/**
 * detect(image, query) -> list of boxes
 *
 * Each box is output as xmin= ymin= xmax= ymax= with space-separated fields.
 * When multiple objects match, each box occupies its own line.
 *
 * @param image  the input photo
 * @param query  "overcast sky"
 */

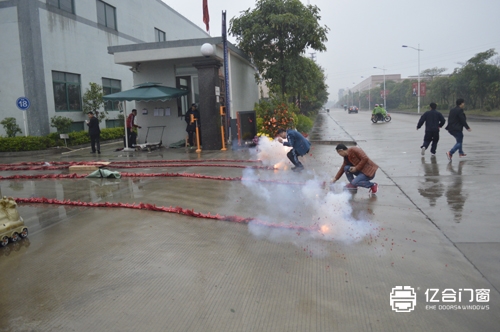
xmin=163 ymin=0 xmax=500 ymax=102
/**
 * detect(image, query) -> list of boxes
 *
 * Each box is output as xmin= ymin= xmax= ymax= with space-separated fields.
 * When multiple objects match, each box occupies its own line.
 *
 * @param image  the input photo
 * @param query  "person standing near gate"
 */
xmin=417 ymin=102 xmax=446 ymax=156
xmin=126 ymin=109 xmax=141 ymax=147
xmin=86 ymin=111 xmax=100 ymax=154
xmin=185 ymin=104 xmax=201 ymax=147
xmin=445 ymin=98 xmax=471 ymax=162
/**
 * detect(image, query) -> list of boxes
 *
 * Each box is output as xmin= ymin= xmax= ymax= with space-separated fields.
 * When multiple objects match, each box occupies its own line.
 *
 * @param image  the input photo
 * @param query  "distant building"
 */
xmin=352 ymin=75 xmax=403 ymax=93
xmin=338 ymin=89 xmax=345 ymax=102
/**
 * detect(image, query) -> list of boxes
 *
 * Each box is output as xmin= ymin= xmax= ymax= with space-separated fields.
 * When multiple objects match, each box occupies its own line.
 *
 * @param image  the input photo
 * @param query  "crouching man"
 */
xmin=276 ymin=128 xmax=311 ymax=172
xmin=332 ymin=144 xmax=379 ymax=194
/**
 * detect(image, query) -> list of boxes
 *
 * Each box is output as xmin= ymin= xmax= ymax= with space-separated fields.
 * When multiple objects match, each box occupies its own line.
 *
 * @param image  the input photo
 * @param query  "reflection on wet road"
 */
xmin=446 ymin=161 xmax=467 ymax=223
xmin=418 ymin=156 xmax=444 ymax=207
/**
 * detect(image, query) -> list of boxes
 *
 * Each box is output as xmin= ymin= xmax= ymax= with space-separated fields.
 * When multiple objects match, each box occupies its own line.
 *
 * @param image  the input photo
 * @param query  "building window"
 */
xmin=105 ymin=119 xmax=124 ymax=128
xmin=47 ymin=0 xmax=75 ymax=14
xmin=69 ymin=121 xmax=85 ymax=132
xmin=96 ymin=0 xmax=116 ymax=30
xmin=102 ymin=78 xmax=121 ymax=111
xmin=155 ymin=28 xmax=166 ymax=42
xmin=52 ymin=71 xmax=81 ymax=112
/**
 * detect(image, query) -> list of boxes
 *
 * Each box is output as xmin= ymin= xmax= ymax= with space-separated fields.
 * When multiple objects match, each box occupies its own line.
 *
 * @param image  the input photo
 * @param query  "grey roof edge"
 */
xmin=107 ymin=37 xmax=253 ymax=65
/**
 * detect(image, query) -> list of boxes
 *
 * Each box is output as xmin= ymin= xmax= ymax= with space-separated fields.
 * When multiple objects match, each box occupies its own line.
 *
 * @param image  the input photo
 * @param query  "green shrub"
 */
xmin=50 ymin=115 xmax=73 ymax=133
xmin=0 ymin=136 xmax=53 ymax=152
xmin=1 ymin=117 xmax=22 ymax=137
xmin=101 ymin=127 xmax=125 ymax=140
xmin=296 ymin=114 xmax=314 ymax=134
xmin=0 ymin=127 xmax=125 ymax=152
xmin=254 ymin=95 xmax=298 ymax=136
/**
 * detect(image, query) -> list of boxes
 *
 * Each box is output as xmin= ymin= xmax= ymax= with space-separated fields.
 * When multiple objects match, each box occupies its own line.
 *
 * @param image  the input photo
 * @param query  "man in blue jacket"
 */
xmin=277 ymin=128 xmax=311 ymax=172
xmin=445 ymin=98 xmax=471 ymax=161
xmin=416 ymin=102 xmax=446 ymax=156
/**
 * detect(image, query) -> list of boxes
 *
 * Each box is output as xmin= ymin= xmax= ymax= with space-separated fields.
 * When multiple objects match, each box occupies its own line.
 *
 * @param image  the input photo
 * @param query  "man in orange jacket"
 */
xmin=332 ymin=144 xmax=379 ymax=194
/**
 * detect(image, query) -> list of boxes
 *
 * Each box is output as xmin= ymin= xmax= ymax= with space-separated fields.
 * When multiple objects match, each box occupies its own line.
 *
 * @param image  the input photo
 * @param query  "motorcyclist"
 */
xmin=372 ymin=104 xmax=387 ymax=121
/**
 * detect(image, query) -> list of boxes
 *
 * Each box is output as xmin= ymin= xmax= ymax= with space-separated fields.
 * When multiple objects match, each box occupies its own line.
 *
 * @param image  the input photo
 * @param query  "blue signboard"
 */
xmin=16 ymin=97 xmax=31 ymax=111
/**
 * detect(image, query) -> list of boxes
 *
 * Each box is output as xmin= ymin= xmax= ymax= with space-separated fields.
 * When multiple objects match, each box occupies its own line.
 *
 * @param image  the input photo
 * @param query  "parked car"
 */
xmin=348 ymin=106 xmax=359 ymax=114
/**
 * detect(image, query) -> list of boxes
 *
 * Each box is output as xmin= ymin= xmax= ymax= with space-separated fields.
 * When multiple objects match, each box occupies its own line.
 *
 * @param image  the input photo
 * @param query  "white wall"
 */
xmin=0 ymin=6 xmax=26 ymax=135
xmin=229 ymin=54 xmax=259 ymax=116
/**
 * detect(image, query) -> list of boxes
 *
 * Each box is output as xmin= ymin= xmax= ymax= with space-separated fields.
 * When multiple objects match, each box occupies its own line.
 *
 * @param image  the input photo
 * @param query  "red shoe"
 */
xmin=369 ymin=183 xmax=379 ymax=194
xmin=446 ymin=151 xmax=452 ymax=161
xmin=459 ymin=153 xmax=467 ymax=157
xmin=344 ymin=183 xmax=358 ymax=190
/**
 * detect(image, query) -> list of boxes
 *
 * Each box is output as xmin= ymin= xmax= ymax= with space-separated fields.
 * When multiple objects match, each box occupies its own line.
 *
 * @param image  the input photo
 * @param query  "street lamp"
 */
xmin=373 ymin=66 xmax=387 ymax=111
xmin=402 ymin=44 xmax=423 ymax=113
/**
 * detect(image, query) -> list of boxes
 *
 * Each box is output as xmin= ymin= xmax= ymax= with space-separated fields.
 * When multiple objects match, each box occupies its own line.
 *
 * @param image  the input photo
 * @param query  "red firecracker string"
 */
xmin=13 ymin=197 xmax=317 ymax=232
xmin=0 ymin=172 xmax=310 ymax=186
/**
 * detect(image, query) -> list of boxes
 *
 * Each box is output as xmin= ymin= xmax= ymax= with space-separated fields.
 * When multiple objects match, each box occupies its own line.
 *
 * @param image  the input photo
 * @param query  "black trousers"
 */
xmin=90 ymin=134 xmax=100 ymax=153
xmin=187 ymin=128 xmax=202 ymax=146
xmin=127 ymin=128 xmax=137 ymax=147
xmin=287 ymin=149 xmax=302 ymax=167
xmin=422 ymin=130 xmax=440 ymax=154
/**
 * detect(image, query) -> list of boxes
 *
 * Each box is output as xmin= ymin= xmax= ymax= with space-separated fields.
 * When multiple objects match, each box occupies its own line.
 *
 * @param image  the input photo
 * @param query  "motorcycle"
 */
xmin=371 ymin=113 xmax=391 ymax=123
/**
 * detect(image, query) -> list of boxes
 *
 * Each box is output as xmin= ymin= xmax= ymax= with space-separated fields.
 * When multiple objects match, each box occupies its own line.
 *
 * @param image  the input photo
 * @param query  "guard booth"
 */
xmin=231 ymin=111 xmax=257 ymax=148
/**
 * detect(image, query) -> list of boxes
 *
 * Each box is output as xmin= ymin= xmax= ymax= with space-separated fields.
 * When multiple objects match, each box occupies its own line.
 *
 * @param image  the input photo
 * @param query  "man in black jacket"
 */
xmin=185 ymin=104 xmax=201 ymax=147
xmin=86 ymin=111 xmax=101 ymax=154
xmin=445 ymin=98 xmax=471 ymax=161
xmin=417 ymin=102 xmax=446 ymax=156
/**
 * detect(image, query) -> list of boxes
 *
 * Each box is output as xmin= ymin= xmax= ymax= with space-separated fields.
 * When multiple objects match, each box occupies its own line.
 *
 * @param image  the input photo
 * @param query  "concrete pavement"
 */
xmin=0 ymin=110 xmax=498 ymax=331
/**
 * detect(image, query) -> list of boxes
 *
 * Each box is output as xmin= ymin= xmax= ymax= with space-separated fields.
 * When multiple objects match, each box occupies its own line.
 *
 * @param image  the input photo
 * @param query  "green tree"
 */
xmin=452 ymin=49 xmax=499 ymax=109
xmin=82 ymin=82 xmax=106 ymax=121
xmin=50 ymin=115 xmax=73 ymax=133
xmin=0 ymin=117 xmax=22 ymax=137
xmin=427 ymin=76 xmax=452 ymax=108
xmin=229 ymin=0 xmax=329 ymax=95
xmin=284 ymin=57 xmax=328 ymax=115
xmin=420 ymin=67 xmax=447 ymax=80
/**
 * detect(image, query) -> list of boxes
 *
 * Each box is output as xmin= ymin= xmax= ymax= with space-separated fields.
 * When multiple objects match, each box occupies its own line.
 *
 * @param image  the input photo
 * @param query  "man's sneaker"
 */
xmin=431 ymin=153 xmax=436 ymax=156
xmin=292 ymin=165 xmax=304 ymax=172
xmin=421 ymin=147 xmax=426 ymax=155
xmin=459 ymin=153 xmax=467 ymax=157
xmin=344 ymin=183 xmax=357 ymax=190
xmin=369 ymin=183 xmax=379 ymax=194
xmin=446 ymin=151 xmax=452 ymax=161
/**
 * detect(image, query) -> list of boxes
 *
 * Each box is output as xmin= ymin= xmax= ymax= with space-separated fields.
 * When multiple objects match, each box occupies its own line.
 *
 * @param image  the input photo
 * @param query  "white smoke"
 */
xmin=252 ymin=136 xmax=292 ymax=169
xmin=243 ymin=138 xmax=378 ymax=252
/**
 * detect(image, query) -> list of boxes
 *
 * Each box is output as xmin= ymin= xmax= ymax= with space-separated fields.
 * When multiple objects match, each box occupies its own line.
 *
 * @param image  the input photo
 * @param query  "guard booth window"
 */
xmin=176 ymin=76 xmax=191 ymax=117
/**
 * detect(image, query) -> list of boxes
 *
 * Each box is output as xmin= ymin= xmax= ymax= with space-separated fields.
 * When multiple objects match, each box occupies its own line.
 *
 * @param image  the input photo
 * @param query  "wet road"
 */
xmin=0 ymin=109 xmax=499 ymax=331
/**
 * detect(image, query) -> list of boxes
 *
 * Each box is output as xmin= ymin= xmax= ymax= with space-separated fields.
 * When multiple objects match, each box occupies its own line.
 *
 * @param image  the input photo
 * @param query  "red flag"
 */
xmin=203 ymin=0 xmax=210 ymax=32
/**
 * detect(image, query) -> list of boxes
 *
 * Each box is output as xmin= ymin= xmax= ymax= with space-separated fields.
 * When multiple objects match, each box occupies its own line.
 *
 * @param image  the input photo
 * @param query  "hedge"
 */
xmin=0 ymin=127 xmax=125 ymax=152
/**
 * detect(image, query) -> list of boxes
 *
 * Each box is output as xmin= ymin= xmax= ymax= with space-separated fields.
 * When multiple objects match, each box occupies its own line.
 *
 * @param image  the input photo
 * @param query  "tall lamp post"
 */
xmin=373 ymin=66 xmax=387 ymax=111
xmin=402 ymin=44 xmax=423 ymax=113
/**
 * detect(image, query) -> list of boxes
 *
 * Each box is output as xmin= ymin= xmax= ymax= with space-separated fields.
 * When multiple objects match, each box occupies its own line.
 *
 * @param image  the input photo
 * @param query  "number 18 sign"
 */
xmin=16 ymin=97 xmax=31 ymax=111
